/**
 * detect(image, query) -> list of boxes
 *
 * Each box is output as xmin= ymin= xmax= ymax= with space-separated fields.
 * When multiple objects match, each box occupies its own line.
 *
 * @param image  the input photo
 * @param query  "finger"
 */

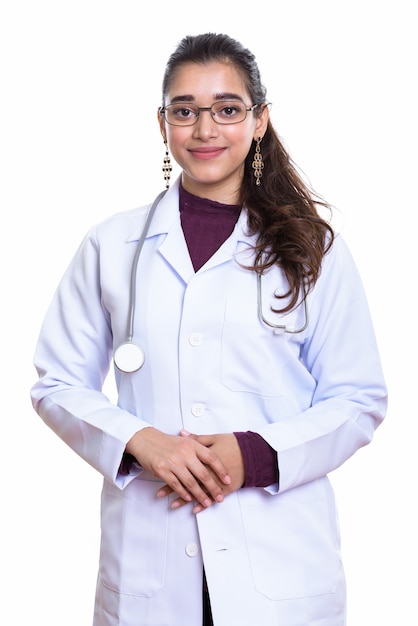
xmin=149 ymin=434 xmax=227 ymax=507
xmin=192 ymin=503 xmax=206 ymax=514
xmin=170 ymin=496 xmax=192 ymax=510
xmin=156 ymin=484 xmax=174 ymax=498
xmin=183 ymin=461 xmax=227 ymax=506
xmin=192 ymin=434 xmax=232 ymax=486
xmin=178 ymin=470 xmax=217 ymax=508
xmin=180 ymin=431 xmax=231 ymax=485
xmin=157 ymin=462 xmax=215 ymax=509
xmin=157 ymin=484 xmax=207 ymax=512
xmin=180 ymin=428 xmax=191 ymax=437
xmin=159 ymin=463 xmax=222 ymax=509
xmin=169 ymin=496 xmax=209 ymax=513
xmin=195 ymin=434 xmax=215 ymax=447
xmin=197 ymin=445 xmax=231 ymax=486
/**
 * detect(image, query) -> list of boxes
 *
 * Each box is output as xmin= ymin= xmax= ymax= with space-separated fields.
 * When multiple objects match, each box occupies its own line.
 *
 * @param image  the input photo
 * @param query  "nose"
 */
xmin=192 ymin=109 xmax=219 ymax=139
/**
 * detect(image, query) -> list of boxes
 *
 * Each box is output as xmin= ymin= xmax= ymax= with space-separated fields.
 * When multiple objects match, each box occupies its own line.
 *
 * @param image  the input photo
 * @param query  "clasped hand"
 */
xmin=126 ymin=428 xmax=244 ymax=514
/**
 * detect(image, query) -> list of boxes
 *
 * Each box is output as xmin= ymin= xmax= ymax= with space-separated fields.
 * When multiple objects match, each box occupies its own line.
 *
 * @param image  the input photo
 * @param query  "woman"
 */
xmin=31 ymin=33 xmax=387 ymax=626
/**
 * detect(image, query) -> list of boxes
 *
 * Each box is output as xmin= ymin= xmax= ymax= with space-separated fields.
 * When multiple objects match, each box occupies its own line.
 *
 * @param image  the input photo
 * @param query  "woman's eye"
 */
xmin=217 ymin=103 xmax=242 ymax=118
xmin=221 ymin=106 xmax=237 ymax=116
xmin=174 ymin=107 xmax=196 ymax=119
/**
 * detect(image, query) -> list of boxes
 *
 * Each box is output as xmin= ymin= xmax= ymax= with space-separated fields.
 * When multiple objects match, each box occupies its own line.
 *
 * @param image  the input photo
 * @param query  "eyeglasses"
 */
xmin=159 ymin=100 xmax=261 ymax=126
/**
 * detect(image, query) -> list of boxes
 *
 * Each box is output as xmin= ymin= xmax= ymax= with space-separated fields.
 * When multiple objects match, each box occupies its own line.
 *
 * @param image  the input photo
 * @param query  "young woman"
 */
xmin=31 ymin=33 xmax=387 ymax=625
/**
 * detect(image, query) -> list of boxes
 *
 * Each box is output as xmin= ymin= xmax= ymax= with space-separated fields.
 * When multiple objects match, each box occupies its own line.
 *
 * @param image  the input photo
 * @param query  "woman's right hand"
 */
xmin=125 ymin=427 xmax=231 ymax=509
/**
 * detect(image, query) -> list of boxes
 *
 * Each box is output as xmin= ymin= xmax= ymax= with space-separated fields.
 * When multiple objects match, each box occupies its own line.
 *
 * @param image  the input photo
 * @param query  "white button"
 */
xmin=185 ymin=543 xmax=198 ymax=557
xmin=191 ymin=403 xmax=205 ymax=417
xmin=189 ymin=332 xmax=203 ymax=347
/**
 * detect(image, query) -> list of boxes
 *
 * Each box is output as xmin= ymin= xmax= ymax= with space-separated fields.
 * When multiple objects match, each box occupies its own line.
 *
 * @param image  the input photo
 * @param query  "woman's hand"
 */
xmin=156 ymin=430 xmax=245 ymax=513
xmin=126 ymin=427 xmax=231 ymax=510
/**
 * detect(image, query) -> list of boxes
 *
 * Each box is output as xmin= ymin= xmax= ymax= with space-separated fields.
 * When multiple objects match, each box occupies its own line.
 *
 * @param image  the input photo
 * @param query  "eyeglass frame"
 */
xmin=158 ymin=100 xmax=263 ymax=126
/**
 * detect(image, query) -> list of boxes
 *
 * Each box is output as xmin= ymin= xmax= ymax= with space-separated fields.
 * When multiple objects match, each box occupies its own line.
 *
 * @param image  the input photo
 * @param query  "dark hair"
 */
xmin=162 ymin=33 xmax=334 ymax=312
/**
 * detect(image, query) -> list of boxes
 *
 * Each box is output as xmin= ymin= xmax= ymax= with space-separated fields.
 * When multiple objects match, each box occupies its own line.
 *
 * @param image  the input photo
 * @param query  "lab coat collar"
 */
xmin=125 ymin=180 xmax=181 ymax=243
xmin=126 ymin=177 xmax=257 ymax=276
xmin=127 ymin=178 xmax=255 ymax=242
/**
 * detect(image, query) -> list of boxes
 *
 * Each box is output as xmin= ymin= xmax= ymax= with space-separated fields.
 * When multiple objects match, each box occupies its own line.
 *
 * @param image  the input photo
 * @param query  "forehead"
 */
xmin=166 ymin=61 xmax=250 ymax=101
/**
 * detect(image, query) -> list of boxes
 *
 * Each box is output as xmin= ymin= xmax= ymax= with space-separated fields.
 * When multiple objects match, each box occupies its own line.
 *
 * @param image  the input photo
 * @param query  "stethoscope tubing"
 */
xmin=125 ymin=189 xmax=168 ymax=342
xmin=257 ymin=273 xmax=309 ymax=334
xmin=113 ymin=189 xmax=167 ymax=373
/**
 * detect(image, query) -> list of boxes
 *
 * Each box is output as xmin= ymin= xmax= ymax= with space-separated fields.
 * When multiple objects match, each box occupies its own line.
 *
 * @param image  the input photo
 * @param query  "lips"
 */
xmin=188 ymin=147 xmax=226 ymax=160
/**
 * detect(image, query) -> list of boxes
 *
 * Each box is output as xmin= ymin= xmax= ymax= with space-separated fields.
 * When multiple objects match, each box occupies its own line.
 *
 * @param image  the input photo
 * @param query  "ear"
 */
xmin=157 ymin=109 xmax=167 ymax=141
xmin=253 ymin=103 xmax=270 ymax=141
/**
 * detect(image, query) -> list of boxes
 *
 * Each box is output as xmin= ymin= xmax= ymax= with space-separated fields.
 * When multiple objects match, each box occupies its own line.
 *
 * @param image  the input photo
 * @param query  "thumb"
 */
xmin=180 ymin=428 xmax=198 ymax=440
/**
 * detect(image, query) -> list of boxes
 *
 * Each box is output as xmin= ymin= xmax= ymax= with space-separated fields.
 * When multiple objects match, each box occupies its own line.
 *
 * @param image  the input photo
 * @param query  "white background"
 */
xmin=1 ymin=1 xmax=416 ymax=624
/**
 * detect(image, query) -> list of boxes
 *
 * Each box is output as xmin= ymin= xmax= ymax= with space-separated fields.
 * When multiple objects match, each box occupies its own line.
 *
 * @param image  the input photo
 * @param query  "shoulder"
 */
xmin=322 ymin=233 xmax=358 ymax=275
xmin=311 ymin=233 xmax=365 ymax=305
xmin=91 ymin=204 xmax=151 ymax=244
xmin=88 ymin=184 xmax=178 ymax=246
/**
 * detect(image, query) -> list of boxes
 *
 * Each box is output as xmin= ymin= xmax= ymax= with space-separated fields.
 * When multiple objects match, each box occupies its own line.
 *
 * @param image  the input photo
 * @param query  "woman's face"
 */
xmin=159 ymin=61 xmax=269 ymax=204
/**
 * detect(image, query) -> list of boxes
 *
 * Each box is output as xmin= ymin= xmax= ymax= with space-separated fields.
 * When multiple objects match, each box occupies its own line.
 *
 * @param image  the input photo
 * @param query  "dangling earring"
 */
xmin=162 ymin=140 xmax=172 ymax=189
xmin=252 ymin=136 xmax=264 ymax=186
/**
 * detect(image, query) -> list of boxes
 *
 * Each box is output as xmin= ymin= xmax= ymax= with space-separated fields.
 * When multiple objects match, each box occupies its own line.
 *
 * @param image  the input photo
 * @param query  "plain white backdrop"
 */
xmin=1 ymin=1 xmax=416 ymax=624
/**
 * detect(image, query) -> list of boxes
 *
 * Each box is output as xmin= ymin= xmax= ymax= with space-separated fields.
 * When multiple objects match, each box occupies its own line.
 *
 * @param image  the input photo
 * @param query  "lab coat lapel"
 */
xmin=200 ymin=209 xmax=256 ymax=272
xmin=147 ymin=181 xmax=195 ymax=283
xmin=157 ymin=220 xmax=195 ymax=283
xmin=156 ymin=208 xmax=255 ymax=278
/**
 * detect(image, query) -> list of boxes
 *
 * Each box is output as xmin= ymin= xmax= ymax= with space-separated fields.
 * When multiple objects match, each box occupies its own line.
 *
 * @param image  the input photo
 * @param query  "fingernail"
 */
xmin=224 ymin=475 xmax=231 ymax=484
xmin=216 ymin=494 xmax=224 ymax=503
xmin=203 ymin=498 xmax=211 ymax=508
xmin=180 ymin=429 xmax=191 ymax=436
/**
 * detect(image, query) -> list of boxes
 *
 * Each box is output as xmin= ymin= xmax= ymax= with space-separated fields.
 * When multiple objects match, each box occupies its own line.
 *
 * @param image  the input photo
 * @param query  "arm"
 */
xmin=31 ymin=225 xmax=230 ymax=506
xmin=31 ymin=228 xmax=144 ymax=487
xmin=258 ymin=235 xmax=387 ymax=494
xmin=159 ymin=235 xmax=387 ymax=508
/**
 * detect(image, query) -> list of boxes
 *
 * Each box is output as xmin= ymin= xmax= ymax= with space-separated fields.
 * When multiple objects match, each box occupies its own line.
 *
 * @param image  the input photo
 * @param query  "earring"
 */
xmin=162 ymin=140 xmax=172 ymax=189
xmin=252 ymin=137 xmax=264 ymax=186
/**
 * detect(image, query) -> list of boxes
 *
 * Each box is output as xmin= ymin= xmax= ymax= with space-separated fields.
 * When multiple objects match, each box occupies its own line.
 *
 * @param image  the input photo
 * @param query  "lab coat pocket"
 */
xmin=221 ymin=318 xmax=288 ymax=397
xmin=99 ymin=478 xmax=168 ymax=597
xmin=240 ymin=479 xmax=341 ymax=600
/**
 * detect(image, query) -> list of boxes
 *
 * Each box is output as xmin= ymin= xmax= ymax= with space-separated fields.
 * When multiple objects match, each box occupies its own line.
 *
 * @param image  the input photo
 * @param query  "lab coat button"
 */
xmin=189 ymin=332 xmax=203 ymax=347
xmin=185 ymin=543 xmax=198 ymax=557
xmin=191 ymin=403 xmax=205 ymax=417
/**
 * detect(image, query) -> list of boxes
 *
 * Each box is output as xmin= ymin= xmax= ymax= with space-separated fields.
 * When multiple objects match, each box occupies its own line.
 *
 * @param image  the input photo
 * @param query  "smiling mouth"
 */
xmin=189 ymin=147 xmax=226 ymax=160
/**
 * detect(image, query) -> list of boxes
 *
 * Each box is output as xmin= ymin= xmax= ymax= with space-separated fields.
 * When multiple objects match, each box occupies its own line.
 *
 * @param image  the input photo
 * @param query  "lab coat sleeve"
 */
xmin=259 ymin=234 xmax=388 ymax=494
xmin=31 ymin=226 xmax=149 ymax=488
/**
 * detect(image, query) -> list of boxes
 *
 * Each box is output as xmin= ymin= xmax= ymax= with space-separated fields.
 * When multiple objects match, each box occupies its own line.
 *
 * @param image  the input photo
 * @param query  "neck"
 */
xmin=180 ymin=173 xmax=241 ymax=205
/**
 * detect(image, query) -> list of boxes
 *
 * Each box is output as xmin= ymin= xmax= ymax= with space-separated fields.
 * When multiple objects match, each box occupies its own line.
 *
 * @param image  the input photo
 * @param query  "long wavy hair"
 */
xmin=162 ymin=33 xmax=334 ymax=313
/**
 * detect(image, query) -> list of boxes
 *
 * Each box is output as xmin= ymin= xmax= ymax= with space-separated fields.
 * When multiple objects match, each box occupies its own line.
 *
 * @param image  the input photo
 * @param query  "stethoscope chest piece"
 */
xmin=114 ymin=341 xmax=145 ymax=373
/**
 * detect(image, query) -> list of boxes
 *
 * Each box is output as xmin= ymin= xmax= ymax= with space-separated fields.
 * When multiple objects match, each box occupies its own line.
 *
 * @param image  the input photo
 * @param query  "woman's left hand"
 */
xmin=157 ymin=430 xmax=245 ymax=513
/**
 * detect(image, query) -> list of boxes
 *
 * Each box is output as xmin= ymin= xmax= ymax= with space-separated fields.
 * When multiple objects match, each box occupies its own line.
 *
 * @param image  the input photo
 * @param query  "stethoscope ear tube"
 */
xmin=114 ymin=189 xmax=168 ymax=373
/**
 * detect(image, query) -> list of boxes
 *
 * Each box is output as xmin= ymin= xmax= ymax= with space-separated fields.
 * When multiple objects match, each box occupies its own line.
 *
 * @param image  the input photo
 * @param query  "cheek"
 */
xmin=233 ymin=132 xmax=256 ymax=162
xmin=229 ymin=124 xmax=257 ymax=152
xmin=166 ymin=127 xmax=188 ymax=150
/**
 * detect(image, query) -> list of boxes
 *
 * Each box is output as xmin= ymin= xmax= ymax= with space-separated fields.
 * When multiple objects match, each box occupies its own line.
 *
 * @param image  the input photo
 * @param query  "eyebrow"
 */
xmin=169 ymin=92 xmax=245 ymax=104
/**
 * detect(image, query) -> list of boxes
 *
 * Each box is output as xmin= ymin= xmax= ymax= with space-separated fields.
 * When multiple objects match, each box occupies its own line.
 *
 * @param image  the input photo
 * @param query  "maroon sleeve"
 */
xmin=118 ymin=453 xmax=136 ymax=475
xmin=234 ymin=431 xmax=279 ymax=488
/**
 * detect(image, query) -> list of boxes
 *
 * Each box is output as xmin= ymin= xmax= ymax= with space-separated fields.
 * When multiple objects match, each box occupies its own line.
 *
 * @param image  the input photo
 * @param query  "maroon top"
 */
xmin=179 ymin=185 xmax=278 ymax=488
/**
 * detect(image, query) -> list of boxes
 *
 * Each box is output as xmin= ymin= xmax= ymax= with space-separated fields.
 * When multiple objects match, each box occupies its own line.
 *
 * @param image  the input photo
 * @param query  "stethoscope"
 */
xmin=113 ymin=189 xmax=167 ymax=373
xmin=113 ymin=190 xmax=309 ymax=373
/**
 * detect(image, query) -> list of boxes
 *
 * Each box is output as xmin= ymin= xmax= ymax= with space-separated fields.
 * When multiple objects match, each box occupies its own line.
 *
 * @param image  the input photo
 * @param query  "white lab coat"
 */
xmin=31 ymin=179 xmax=387 ymax=626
